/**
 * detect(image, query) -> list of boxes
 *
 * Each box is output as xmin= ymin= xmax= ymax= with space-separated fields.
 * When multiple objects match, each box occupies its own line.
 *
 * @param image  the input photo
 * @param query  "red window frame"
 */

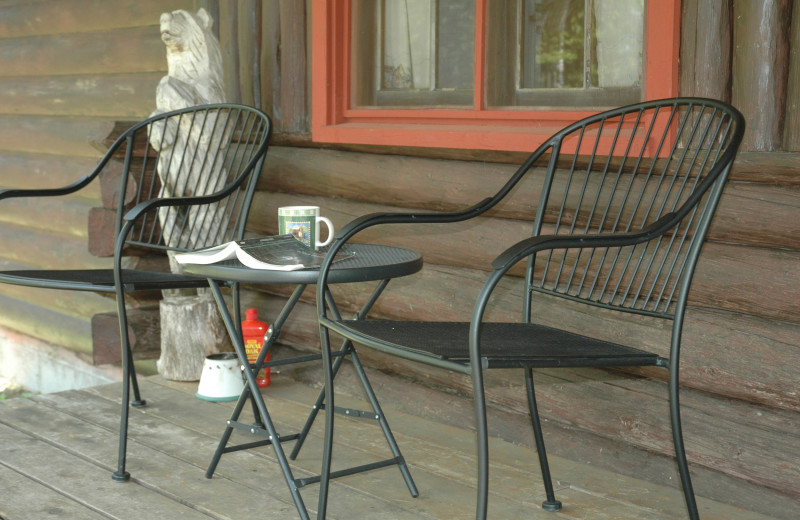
xmin=312 ymin=0 xmax=681 ymax=153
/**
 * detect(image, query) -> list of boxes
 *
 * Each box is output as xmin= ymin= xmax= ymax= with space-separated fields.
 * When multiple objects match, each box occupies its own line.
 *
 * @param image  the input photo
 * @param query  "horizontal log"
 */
xmin=711 ymin=182 xmax=800 ymax=249
xmin=281 ymin=342 xmax=798 ymax=518
xmin=0 ymin=115 xmax=113 ymax=158
xmin=0 ymin=72 xmax=161 ymax=118
xmin=91 ymin=308 xmax=161 ymax=365
xmin=90 ymin=121 xmax=138 ymax=155
xmin=261 ymin=146 xmax=519 ymax=215
xmin=0 ymin=293 xmax=94 ymax=355
xmin=0 ymin=151 xmax=102 ymax=199
xmin=731 ymin=152 xmax=800 ymax=185
xmin=694 ymin=242 xmax=799 ymax=322
xmin=496 ymin=370 xmax=800 ymax=498
xmin=240 ymin=253 xmax=799 ymax=414
xmin=0 ymin=195 xmax=95 ymax=239
xmin=261 ymin=147 xmax=799 ymax=249
xmin=250 ymin=191 xmax=800 ymax=323
xmin=0 ymin=0 xmax=192 ymax=39
xmin=247 ymin=302 xmax=800 ymax=496
xmin=0 ymin=26 xmax=165 ymax=78
xmin=0 ymin=273 xmax=116 ymax=322
xmin=0 ymin=223 xmax=108 ymax=270
xmin=276 ymin=132 xmax=800 ymax=188
xmin=88 ymin=205 xmax=171 ymax=260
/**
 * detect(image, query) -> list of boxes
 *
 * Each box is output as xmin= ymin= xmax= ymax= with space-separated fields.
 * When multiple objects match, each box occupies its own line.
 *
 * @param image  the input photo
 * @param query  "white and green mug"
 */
xmin=278 ymin=206 xmax=334 ymax=249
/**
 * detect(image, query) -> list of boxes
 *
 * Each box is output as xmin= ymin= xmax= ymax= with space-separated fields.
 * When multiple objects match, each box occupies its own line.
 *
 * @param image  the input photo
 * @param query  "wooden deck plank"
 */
xmin=0 ymin=464 xmax=108 ymax=520
xmin=82 ymin=377 xmax=538 ymax=519
xmin=222 ymin=378 xmax=783 ymax=520
xmin=0 ymin=395 xmax=304 ymax=520
xmin=30 ymin=384 xmax=452 ymax=519
xmin=0 ymin=376 xmax=785 ymax=520
xmin=0 ymin=423 xmax=210 ymax=520
xmin=131 ymin=376 xmax=779 ymax=520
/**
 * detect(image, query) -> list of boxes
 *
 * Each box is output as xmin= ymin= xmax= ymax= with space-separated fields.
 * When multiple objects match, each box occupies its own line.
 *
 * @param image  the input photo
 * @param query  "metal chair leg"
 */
xmin=128 ymin=353 xmax=146 ymax=407
xmin=670 ymin=368 xmax=700 ymax=520
xmin=472 ymin=365 xmax=490 ymax=520
xmin=525 ymin=368 xmax=562 ymax=511
xmin=112 ymin=295 xmax=133 ymax=482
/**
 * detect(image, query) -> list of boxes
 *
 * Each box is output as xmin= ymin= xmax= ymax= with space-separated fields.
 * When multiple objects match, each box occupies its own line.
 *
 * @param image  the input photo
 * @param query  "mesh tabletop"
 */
xmin=182 ymin=243 xmax=423 ymax=285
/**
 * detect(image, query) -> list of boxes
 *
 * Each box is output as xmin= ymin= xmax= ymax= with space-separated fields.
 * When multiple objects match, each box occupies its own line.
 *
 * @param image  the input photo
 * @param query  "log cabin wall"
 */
xmin=221 ymin=0 xmax=800 ymax=514
xmin=0 ymin=0 xmax=195 ymax=367
xmin=0 ymin=0 xmax=796 ymax=515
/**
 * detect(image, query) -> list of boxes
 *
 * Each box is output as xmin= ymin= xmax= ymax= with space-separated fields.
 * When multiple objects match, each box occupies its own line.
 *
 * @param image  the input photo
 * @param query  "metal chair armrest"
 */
xmin=122 ymin=191 xmax=230 ymax=223
xmin=334 ymin=197 xmax=495 ymax=243
xmin=0 ymin=172 xmax=103 ymax=201
xmin=491 ymin=212 xmax=678 ymax=271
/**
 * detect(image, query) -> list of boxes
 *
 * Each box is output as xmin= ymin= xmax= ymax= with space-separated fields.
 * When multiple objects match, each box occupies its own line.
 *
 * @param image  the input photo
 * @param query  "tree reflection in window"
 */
xmin=356 ymin=0 xmax=644 ymax=108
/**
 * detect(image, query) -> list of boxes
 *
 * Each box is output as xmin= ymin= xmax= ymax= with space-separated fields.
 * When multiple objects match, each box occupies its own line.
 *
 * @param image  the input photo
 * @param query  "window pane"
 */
xmin=436 ymin=0 xmax=475 ymax=90
xmin=488 ymin=0 xmax=643 ymax=107
xmin=522 ymin=0 xmax=643 ymax=90
xmin=352 ymin=0 xmax=475 ymax=107
xmin=594 ymin=0 xmax=643 ymax=88
xmin=522 ymin=0 xmax=586 ymax=89
xmin=382 ymin=0 xmax=432 ymax=89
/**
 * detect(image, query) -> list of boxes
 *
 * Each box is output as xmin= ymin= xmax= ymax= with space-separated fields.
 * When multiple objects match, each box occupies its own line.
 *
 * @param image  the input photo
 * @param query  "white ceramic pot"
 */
xmin=196 ymin=352 xmax=245 ymax=402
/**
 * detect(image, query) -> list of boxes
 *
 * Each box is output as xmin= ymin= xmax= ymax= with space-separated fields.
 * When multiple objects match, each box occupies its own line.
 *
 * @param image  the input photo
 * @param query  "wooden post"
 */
xmin=157 ymin=293 xmax=232 ymax=381
xmin=732 ymin=0 xmax=792 ymax=151
xmin=680 ymin=0 xmax=732 ymax=100
xmin=784 ymin=1 xmax=800 ymax=150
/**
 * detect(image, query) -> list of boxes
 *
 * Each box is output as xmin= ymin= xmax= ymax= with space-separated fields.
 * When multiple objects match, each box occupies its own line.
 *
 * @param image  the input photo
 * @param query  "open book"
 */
xmin=175 ymin=234 xmax=346 ymax=271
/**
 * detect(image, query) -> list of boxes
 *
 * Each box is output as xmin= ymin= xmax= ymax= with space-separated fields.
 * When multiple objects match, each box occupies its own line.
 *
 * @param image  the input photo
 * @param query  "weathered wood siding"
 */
xmin=0 ymin=0 xmax=797 ymax=513
xmin=0 ymin=0 xmax=194 ymax=357
xmin=227 ymin=0 xmax=799 ymax=509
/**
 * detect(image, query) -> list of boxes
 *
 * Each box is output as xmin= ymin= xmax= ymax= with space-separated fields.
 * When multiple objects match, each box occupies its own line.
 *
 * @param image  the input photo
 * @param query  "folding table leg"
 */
xmin=204 ymin=280 xmax=312 ymax=520
xmin=293 ymin=283 xmax=418 ymax=498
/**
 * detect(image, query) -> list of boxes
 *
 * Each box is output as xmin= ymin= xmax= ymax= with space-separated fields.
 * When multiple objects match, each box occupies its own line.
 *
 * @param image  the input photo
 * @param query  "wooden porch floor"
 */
xmin=0 ymin=373 xmax=781 ymax=520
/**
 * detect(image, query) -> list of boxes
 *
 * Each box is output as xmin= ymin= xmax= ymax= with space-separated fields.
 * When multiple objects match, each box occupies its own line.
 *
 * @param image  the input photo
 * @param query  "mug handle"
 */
xmin=316 ymin=216 xmax=334 ymax=248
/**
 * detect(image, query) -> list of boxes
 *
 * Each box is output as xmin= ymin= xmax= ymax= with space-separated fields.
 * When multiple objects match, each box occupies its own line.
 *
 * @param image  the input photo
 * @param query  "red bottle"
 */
xmin=242 ymin=308 xmax=270 ymax=387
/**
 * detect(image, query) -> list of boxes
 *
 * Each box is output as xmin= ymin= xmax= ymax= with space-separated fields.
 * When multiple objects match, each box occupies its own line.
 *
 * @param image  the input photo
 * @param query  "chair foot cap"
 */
xmin=542 ymin=500 xmax=562 ymax=512
xmin=132 ymin=399 xmax=147 ymax=408
xmin=112 ymin=471 xmax=130 ymax=482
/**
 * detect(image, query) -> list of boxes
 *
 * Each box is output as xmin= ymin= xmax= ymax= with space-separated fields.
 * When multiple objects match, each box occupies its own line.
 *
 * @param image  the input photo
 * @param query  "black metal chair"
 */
xmin=0 ymin=103 xmax=272 ymax=482
xmin=316 ymin=98 xmax=745 ymax=519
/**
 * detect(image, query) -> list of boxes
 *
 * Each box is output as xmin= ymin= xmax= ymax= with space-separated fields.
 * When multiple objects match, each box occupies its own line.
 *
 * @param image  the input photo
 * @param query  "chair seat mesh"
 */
xmin=340 ymin=320 xmax=661 ymax=369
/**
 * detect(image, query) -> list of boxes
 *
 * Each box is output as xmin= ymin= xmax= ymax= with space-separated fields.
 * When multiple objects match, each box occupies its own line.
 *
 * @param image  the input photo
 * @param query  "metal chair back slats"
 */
xmin=527 ymin=100 xmax=739 ymax=318
xmin=314 ymin=97 xmax=745 ymax=520
xmin=114 ymin=105 xmax=270 ymax=253
xmin=0 ymin=103 xmax=271 ymax=485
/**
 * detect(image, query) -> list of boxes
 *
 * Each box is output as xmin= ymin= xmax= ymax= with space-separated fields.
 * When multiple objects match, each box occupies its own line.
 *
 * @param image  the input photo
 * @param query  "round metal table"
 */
xmin=182 ymin=243 xmax=422 ymax=285
xmin=181 ymin=242 xmax=422 ymax=520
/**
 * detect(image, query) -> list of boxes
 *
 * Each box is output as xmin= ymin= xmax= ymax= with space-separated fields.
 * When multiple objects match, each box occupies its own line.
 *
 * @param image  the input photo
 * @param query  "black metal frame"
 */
xmin=0 ymin=103 xmax=272 ymax=482
xmin=315 ymin=98 xmax=745 ymax=519
xmin=183 ymin=243 xmax=422 ymax=520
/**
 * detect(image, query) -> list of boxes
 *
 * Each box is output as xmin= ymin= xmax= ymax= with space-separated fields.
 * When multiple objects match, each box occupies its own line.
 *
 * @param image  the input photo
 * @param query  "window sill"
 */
xmin=312 ymin=119 xmax=590 ymax=153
